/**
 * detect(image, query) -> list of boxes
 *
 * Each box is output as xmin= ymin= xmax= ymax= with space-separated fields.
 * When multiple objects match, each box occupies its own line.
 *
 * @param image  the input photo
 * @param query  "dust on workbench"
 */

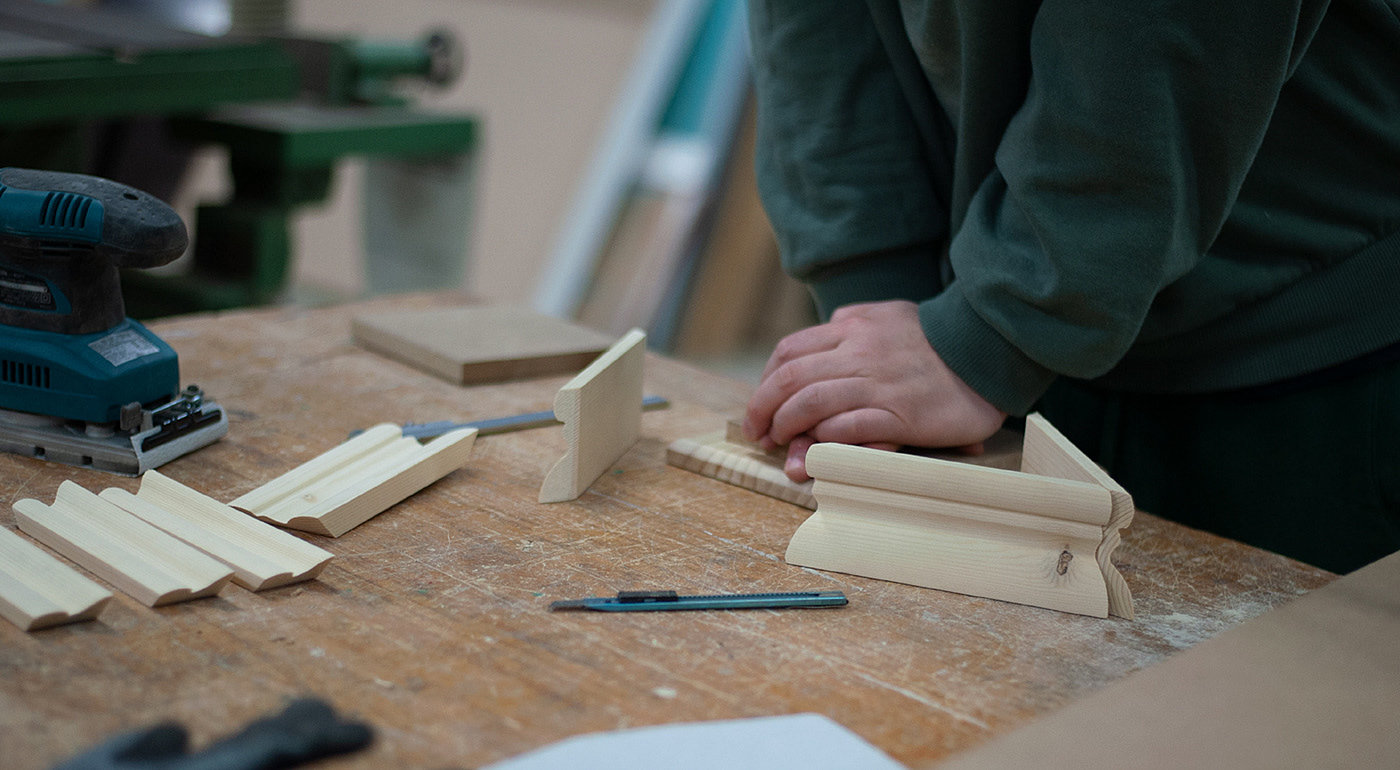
xmin=0 ymin=294 xmax=1333 ymax=770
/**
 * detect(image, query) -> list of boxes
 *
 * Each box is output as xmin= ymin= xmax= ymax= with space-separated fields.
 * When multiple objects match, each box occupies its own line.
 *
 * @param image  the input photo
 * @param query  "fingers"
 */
xmin=783 ymin=434 xmax=816 ymax=482
xmin=758 ymin=323 xmax=842 ymax=382
xmin=744 ymin=345 xmax=846 ymax=443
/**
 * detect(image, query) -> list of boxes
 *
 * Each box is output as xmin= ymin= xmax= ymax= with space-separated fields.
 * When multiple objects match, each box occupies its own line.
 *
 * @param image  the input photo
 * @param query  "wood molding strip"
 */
xmin=539 ymin=329 xmax=647 ymax=503
xmin=13 ymin=482 xmax=234 ymax=607
xmin=231 ymin=427 xmax=478 ymax=537
xmin=100 ymin=471 xmax=333 ymax=591
xmin=785 ymin=414 xmax=1134 ymax=619
xmin=0 ymin=526 xmax=112 ymax=631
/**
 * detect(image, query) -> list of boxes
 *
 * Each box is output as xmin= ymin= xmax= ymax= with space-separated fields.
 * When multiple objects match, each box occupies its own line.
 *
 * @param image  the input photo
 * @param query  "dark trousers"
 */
xmin=1036 ymin=358 xmax=1400 ymax=574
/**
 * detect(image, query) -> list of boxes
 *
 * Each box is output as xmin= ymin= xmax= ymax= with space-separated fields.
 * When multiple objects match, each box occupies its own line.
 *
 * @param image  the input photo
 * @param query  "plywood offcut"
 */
xmin=352 ymin=305 xmax=615 ymax=385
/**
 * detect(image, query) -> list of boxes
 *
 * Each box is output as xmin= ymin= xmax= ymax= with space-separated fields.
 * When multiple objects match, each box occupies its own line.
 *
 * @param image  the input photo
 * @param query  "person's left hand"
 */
xmin=742 ymin=300 xmax=1006 ymax=480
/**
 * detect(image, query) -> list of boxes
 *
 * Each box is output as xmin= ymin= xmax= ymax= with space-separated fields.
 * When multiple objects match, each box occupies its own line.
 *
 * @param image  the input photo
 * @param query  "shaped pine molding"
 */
xmin=0 ymin=526 xmax=112 ymax=631
xmin=230 ymin=426 xmax=478 ymax=537
xmin=100 ymin=471 xmax=333 ymax=591
xmin=785 ymin=414 xmax=1134 ymax=619
xmin=539 ymin=329 xmax=647 ymax=503
xmin=13 ymin=481 xmax=234 ymax=607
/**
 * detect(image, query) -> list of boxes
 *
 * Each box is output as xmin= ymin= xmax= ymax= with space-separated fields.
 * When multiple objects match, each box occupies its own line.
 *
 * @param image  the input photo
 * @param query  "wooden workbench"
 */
xmin=0 ymin=294 xmax=1333 ymax=769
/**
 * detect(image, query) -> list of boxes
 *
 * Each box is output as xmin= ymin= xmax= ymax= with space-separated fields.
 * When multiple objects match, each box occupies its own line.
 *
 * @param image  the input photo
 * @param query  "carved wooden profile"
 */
xmin=786 ymin=414 xmax=1134 ymax=619
xmin=230 ymin=425 xmax=478 ymax=537
xmin=539 ymin=328 xmax=647 ymax=503
xmin=100 ymin=471 xmax=333 ymax=591
xmin=0 ymin=526 xmax=112 ymax=631
xmin=13 ymin=481 xmax=234 ymax=607
xmin=665 ymin=420 xmax=816 ymax=509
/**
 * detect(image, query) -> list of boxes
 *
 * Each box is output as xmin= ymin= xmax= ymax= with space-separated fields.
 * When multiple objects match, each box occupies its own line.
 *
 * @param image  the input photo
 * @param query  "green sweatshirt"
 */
xmin=748 ymin=0 xmax=1400 ymax=415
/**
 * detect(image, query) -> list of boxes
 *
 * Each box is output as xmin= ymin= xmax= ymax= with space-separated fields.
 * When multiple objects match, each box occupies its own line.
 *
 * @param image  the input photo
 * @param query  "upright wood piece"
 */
xmin=0 ymin=527 xmax=112 ymax=631
xmin=13 ymin=482 xmax=234 ymax=607
xmin=539 ymin=329 xmax=647 ymax=503
xmin=100 ymin=471 xmax=334 ymax=591
xmin=785 ymin=414 xmax=1134 ymax=618
xmin=352 ymin=305 xmax=615 ymax=385
xmin=230 ymin=426 xmax=478 ymax=537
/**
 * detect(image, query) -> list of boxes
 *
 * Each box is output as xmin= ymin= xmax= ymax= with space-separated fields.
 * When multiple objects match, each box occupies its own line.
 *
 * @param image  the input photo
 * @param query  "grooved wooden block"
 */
xmin=0 ymin=526 xmax=112 ymax=631
xmin=665 ymin=427 xmax=816 ymax=510
xmin=13 ymin=482 xmax=234 ymax=607
xmin=539 ymin=329 xmax=646 ymax=503
xmin=230 ymin=426 xmax=478 ymax=537
xmin=100 ymin=471 xmax=333 ymax=591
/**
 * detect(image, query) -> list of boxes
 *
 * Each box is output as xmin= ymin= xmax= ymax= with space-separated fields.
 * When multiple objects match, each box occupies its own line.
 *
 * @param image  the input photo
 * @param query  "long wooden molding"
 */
xmin=100 ymin=471 xmax=333 ymax=591
xmin=665 ymin=420 xmax=816 ymax=509
xmin=230 ymin=426 xmax=478 ymax=537
xmin=539 ymin=328 xmax=646 ymax=503
xmin=13 ymin=482 xmax=234 ymax=607
xmin=785 ymin=414 xmax=1134 ymax=619
xmin=0 ymin=526 xmax=112 ymax=631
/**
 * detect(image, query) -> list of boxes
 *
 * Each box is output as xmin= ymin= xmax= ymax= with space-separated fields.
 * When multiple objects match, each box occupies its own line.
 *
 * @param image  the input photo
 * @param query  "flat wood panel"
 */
xmin=0 ymin=293 xmax=1334 ymax=770
xmin=352 ymin=305 xmax=615 ymax=385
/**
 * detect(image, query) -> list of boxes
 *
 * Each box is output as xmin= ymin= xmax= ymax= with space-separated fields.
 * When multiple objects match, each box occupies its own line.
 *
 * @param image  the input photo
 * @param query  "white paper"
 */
xmin=482 ymin=713 xmax=907 ymax=770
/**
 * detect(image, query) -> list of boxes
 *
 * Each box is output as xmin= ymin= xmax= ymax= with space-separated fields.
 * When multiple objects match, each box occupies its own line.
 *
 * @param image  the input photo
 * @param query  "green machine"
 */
xmin=0 ymin=0 xmax=478 ymax=315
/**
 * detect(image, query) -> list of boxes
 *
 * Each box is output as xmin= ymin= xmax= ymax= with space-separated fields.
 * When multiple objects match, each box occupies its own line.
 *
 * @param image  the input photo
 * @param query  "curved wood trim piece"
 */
xmin=13 ymin=482 xmax=233 ymax=607
xmin=231 ymin=427 xmax=478 ymax=537
xmin=539 ymin=329 xmax=646 ymax=503
xmin=786 ymin=413 xmax=1134 ymax=619
xmin=0 ymin=527 xmax=112 ymax=631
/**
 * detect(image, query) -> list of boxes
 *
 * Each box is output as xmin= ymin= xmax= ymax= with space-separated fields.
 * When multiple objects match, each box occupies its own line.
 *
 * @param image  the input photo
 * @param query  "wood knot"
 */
xmin=1056 ymin=550 xmax=1073 ymax=575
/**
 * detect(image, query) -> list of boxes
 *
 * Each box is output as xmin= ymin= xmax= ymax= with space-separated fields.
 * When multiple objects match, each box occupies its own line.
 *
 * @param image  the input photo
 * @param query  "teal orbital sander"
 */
xmin=0 ymin=168 xmax=227 ymax=475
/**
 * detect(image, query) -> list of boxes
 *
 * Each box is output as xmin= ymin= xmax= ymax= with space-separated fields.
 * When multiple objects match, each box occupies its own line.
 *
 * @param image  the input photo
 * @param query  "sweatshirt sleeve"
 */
xmin=924 ymin=0 xmax=1331 ymax=414
xmin=747 ymin=0 xmax=950 ymax=318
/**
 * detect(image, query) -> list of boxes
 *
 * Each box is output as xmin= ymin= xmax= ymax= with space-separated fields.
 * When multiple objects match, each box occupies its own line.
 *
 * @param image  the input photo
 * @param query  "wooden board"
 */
xmin=352 ymin=305 xmax=615 ymax=385
xmin=13 ymin=481 xmax=234 ymax=607
xmin=100 ymin=471 xmax=333 ymax=591
xmin=229 ymin=425 xmax=478 ymax=537
xmin=938 ymin=549 xmax=1400 ymax=769
xmin=0 ymin=294 xmax=1338 ymax=770
xmin=0 ymin=526 xmax=111 ymax=631
xmin=666 ymin=426 xmax=816 ymax=509
xmin=539 ymin=329 xmax=647 ymax=503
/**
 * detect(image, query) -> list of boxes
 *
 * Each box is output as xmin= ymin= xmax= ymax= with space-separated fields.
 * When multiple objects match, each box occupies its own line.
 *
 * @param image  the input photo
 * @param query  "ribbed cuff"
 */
xmin=918 ymin=287 xmax=1058 ymax=416
xmin=803 ymin=245 xmax=943 ymax=320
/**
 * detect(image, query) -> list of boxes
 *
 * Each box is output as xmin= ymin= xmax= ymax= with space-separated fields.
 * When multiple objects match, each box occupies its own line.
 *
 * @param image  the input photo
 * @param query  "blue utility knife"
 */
xmin=549 ymin=589 xmax=848 ymax=612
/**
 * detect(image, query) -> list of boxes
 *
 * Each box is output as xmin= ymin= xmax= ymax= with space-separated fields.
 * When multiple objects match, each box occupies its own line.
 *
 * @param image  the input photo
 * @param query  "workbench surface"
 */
xmin=0 ymin=295 xmax=1333 ymax=769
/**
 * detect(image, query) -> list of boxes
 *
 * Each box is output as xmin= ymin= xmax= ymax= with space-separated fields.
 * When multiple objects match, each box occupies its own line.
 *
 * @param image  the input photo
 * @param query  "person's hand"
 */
xmin=742 ymin=300 xmax=1006 ymax=481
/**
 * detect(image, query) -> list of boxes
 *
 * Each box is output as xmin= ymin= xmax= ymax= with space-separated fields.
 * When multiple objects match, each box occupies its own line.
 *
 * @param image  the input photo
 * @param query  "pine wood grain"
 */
xmin=230 ymin=426 xmax=478 ymax=537
xmin=13 ymin=482 xmax=234 ymax=607
xmin=100 ymin=471 xmax=332 ymax=591
xmin=0 ymin=526 xmax=111 ymax=631
xmin=539 ymin=329 xmax=646 ymax=503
